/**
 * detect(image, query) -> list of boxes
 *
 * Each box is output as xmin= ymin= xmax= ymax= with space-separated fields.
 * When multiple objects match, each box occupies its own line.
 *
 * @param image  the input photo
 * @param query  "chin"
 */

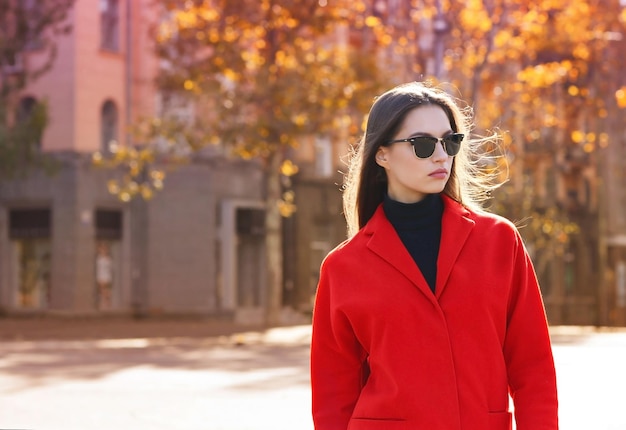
xmin=423 ymin=185 xmax=446 ymax=194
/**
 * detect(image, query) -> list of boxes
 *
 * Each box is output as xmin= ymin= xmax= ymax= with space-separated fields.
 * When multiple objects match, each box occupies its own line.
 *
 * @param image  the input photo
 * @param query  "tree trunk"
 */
xmin=265 ymin=151 xmax=283 ymax=325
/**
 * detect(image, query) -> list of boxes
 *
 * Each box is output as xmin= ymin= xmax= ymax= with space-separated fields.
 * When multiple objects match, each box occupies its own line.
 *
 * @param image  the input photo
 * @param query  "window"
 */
xmin=16 ymin=96 xmax=42 ymax=150
xmin=9 ymin=209 xmax=52 ymax=309
xmin=95 ymin=209 xmax=123 ymax=240
xmin=23 ymin=0 xmax=44 ymax=50
xmin=100 ymin=0 xmax=119 ymax=52
xmin=315 ymin=136 xmax=333 ymax=178
xmin=101 ymin=100 xmax=118 ymax=152
xmin=236 ymin=208 xmax=266 ymax=236
xmin=17 ymin=96 xmax=38 ymax=123
xmin=9 ymin=209 xmax=51 ymax=239
xmin=2 ymin=53 xmax=24 ymax=75
xmin=158 ymin=92 xmax=195 ymax=125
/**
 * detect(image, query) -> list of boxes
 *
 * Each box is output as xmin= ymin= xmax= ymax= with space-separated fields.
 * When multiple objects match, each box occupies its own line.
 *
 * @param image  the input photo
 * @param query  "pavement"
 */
xmin=0 ymin=315 xmax=275 ymax=342
xmin=0 ymin=316 xmax=314 ymax=430
xmin=1 ymin=318 xmax=626 ymax=430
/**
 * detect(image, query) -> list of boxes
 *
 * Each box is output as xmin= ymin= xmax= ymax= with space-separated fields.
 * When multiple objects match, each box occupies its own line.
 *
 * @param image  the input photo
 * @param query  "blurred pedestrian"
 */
xmin=310 ymin=81 xmax=558 ymax=429
xmin=96 ymin=242 xmax=113 ymax=310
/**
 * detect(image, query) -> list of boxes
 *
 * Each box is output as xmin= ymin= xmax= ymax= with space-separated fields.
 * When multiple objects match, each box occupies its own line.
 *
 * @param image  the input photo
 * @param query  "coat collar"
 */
xmin=363 ymin=194 xmax=475 ymax=301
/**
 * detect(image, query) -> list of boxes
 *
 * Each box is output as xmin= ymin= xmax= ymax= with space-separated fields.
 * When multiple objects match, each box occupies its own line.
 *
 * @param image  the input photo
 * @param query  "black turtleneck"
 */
xmin=383 ymin=193 xmax=443 ymax=293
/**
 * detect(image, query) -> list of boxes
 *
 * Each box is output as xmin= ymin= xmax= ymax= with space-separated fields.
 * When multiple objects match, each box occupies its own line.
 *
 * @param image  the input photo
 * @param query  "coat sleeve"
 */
xmin=504 ymin=230 xmax=559 ymax=430
xmin=310 ymin=257 xmax=367 ymax=430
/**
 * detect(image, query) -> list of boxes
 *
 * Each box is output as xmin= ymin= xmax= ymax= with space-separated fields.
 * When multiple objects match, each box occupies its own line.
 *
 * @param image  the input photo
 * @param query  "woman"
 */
xmin=310 ymin=82 xmax=558 ymax=430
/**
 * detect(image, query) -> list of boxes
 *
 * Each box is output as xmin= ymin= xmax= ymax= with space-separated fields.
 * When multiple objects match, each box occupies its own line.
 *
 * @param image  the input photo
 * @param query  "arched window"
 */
xmin=23 ymin=0 xmax=44 ymax=50
xmin=16 ymin=96 xmax=42 ymax=150
xmin=101 ymin=100 xmax=118 ymax=152
xmin=17 ymin=96 xmax=37 ymax=123
xmin=100 ymin=0 xmax=119 ymax=52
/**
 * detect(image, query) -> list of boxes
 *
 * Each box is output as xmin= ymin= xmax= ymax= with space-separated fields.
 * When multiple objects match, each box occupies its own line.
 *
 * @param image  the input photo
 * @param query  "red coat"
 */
xmin=310 ymin=195 xmax=558 ymax=430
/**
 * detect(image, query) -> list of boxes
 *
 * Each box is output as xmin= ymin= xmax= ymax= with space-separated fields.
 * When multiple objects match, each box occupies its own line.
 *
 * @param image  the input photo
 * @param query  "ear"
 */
xmin=375 ymin=147 xmax=388 ymax=168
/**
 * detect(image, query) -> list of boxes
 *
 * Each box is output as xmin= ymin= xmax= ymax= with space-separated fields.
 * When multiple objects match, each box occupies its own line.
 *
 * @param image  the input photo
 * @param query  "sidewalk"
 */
xmin=0 ymin=315 xmax=307 ymax=343
xmin=0 ymin=316 xmax=314 ymax=430
xmin=2 ymin=314 xmax=623 ymax=343
xmin=0 ymin=317 xmax=320 ymax=349
xmin=2 ymin=317 xmax=626 ymax=429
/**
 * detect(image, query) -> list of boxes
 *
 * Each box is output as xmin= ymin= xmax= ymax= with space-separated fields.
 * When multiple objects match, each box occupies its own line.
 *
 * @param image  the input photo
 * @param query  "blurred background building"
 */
xmin=0 ymin=0 xmax=271 ymax=320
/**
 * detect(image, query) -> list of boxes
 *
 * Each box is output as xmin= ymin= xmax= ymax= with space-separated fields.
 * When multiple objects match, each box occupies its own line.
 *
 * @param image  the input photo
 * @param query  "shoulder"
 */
xmin=467 ymin=207 xmax=528 ymax=256
xmin=321 ymin=229 xmax=367 ymax=269
xmin=468 ymin=206 xmax=517 ymax=231
xmin=443 ymin=195 xmax=522 ymax=242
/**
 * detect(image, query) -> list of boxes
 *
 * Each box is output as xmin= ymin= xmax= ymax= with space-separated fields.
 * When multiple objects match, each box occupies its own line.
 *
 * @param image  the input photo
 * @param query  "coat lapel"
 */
xmin=435 ymin=195 xmax=475 ymax=299
xmin=364 ymin=205 xmax=437 ymax=303
xmin=363 ymin=196 xmax=476 ymax=302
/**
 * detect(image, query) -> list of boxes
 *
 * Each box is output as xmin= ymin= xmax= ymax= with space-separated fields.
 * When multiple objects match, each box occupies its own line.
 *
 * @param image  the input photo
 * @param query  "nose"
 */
xmin=431 ymin=140 xmax=448 ymax=161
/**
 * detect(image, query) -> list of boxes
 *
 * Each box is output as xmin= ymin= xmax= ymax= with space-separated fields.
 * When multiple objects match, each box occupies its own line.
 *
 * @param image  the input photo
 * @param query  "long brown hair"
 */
xmin=343 ymin=81 xmax=502 ymax=237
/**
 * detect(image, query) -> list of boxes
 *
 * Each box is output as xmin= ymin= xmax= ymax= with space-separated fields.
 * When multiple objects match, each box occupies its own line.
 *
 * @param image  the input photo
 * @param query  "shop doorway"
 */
xmin=9 ymin=209 xmax=51 ymax=309
xmin=95 ymin=209 xmax=123 ymax=310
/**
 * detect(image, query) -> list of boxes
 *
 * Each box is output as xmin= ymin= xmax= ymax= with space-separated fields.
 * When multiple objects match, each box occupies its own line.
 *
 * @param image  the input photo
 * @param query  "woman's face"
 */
xmin=375 ymin=104 xmax=455 ymax=203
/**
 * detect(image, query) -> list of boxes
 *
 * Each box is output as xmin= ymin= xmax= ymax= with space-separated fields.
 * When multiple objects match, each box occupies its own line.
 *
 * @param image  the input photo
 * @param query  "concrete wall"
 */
xmin=0 ymin=155 xmax=126 ymax=312
xmin=145 ymin=158 xmax=264 ymax=314
xmin=0 ymin=156 xmax=265 ymax=315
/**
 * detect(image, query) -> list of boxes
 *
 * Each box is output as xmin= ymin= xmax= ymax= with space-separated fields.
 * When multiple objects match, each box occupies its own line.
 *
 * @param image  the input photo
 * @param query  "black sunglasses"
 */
xmin=388 ymin=133 xmax=464 ymax=159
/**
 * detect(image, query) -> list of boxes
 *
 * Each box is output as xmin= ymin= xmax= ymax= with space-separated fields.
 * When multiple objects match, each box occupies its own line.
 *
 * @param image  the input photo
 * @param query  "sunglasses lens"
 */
xmin=411 ymin=137 xmax=438 ymax=158
xmin=443 ymin=134 xmax=463 ymax=156
xmin=406 ymin=134 xmax=464 ymax=158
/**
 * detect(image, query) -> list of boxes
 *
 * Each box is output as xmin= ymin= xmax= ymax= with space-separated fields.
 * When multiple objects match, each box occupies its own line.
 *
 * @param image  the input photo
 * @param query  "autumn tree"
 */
xmin=440 ymin=0 xmax=626 ymax=304
xmin=147 ymin=0 xmax=391 ymax=324
xmin=0 ymin=0 xmax=74 ymax=179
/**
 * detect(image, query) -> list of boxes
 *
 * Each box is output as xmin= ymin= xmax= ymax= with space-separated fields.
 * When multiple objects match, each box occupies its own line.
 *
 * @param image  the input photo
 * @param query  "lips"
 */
xmin=428 ymin=168 xmax=448 ymax=178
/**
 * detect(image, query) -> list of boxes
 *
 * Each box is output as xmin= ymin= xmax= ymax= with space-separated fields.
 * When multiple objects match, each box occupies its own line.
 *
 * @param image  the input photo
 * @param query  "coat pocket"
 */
xmin=488 ymin=411 xmax=512 ymax=430
xmin=348 ymin=418 xmax=408 ymax=430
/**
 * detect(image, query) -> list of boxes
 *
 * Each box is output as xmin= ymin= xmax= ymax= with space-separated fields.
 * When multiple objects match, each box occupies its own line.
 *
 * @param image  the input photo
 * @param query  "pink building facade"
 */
xmin=0 ymin=0 xmax=278 ymax=318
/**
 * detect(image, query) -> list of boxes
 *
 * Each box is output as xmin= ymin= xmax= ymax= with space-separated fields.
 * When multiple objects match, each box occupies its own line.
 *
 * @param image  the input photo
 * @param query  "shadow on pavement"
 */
xmin=4 ymin=318 xmax=624 ymax=396
xmin=0 ymin=316 xmax=313 ymax=393
xmin=0 ymin=315 xmax=273 ymax=341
